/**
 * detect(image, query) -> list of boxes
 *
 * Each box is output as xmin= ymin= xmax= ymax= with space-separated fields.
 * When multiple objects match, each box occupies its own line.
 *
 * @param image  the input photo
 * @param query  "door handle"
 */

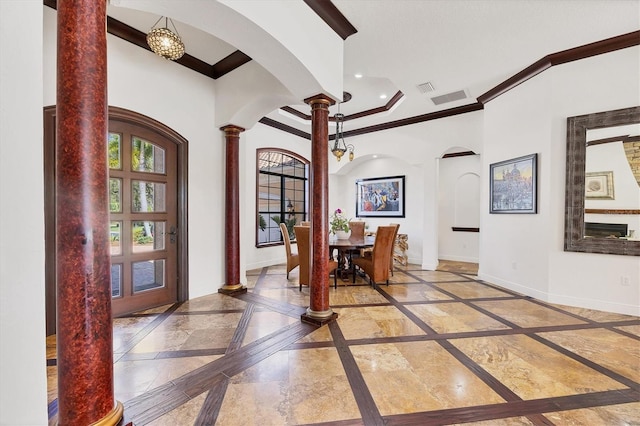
xmin=168 ymin=226 xmax=177 ymax=244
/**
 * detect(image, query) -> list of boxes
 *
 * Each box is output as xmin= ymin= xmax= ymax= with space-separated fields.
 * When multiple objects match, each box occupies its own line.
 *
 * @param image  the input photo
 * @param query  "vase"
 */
xmin=336 ymin=230 xmax=351 ymax=240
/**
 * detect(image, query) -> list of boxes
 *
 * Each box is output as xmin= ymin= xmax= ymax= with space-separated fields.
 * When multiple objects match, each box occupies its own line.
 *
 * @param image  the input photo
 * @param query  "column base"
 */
xmin=301 ymin=308 xmax=338 ymax=326
xmin=89 ymin=400 xmax=123 ymax=426
xmin=218 ymin=284 xmax=247 ymax=295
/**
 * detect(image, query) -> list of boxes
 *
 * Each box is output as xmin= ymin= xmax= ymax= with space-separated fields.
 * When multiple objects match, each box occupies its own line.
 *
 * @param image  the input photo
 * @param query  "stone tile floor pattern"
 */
xmin=47 ymin=261 xmax=640 ymax=425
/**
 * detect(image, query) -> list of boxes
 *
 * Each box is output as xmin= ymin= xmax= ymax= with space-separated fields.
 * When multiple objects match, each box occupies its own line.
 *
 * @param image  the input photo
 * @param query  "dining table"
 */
xmin=329 ymin=235 xmax=375 ymax=283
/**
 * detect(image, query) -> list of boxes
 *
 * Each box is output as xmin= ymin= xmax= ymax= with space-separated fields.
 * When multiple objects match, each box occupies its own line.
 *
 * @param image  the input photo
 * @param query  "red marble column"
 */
xmin=55 ymin=0 xmax=122 ymax=424
xmin=302 ymin=95 xmax=338 ymax=325
xmin=219 ymin=125 xmax=247 ymax=294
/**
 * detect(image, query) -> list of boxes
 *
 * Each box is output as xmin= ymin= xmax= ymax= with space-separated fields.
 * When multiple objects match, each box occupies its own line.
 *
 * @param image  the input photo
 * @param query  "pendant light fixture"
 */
xmin=331 ymin=103 xmax=354 ymax=162
xmin=146 ymin=17 xmax=185 ymax=61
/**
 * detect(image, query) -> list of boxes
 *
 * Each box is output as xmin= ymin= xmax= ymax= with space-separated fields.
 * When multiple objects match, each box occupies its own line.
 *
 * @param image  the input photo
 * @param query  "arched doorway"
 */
xmin=44 ymin=106 xmax=188 ymax=334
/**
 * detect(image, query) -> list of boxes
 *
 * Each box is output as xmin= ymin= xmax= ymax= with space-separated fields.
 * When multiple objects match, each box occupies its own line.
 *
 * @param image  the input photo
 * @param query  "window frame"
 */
xmin=256 ymin=148 xmax=309 ymax=248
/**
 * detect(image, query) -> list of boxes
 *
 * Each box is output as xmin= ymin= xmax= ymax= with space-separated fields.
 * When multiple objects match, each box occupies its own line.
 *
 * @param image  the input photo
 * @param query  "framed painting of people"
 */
xmin=355 ymin=175 xmax=405 ymax=218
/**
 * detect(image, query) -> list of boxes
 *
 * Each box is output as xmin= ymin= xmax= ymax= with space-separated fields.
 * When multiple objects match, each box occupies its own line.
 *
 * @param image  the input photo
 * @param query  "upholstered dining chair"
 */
xmin=352 ymin=225 xmax=396 ymax=288
xmin=388 ymin=223 xmax=400 ymax=275
xmin=294 ymin=225 xmax=338 ymax=290
xmin=279 ymin=222 xmax=299 ymax=279
xmin=360 ymin=223 xmax=400 ymax=276
xmin=347 ymin=220 xmax=366 ymax=268
xmin=348 ymin=220 xmax=365 ymax=239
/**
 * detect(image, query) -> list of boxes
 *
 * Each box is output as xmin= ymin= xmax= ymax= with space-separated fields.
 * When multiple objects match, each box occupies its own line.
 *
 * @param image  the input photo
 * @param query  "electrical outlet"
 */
xmin=620 ymin=276 xmax=630 ymax=286
xmin=511 ymin=262 xmax=517 ymax=270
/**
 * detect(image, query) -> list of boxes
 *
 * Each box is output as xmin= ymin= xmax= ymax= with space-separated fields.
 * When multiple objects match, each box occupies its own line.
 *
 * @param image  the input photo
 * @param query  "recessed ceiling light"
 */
xmin=354 ymin=73 xmax=363 ymax=79
xmin=380 ymin=94 xmax=387 ymax=99
xmin=372 ymin=155 xmax=378 ymax=158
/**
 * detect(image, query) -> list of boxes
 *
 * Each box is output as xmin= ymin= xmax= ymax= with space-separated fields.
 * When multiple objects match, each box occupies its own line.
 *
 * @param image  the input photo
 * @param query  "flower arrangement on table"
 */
xmin=330 ymin=208 xmax=350 ymax=234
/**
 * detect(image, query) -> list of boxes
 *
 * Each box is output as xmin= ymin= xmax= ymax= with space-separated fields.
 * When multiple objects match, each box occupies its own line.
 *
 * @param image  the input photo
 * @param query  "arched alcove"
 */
xmin=438 ymin=151 xmax=480 ymax=264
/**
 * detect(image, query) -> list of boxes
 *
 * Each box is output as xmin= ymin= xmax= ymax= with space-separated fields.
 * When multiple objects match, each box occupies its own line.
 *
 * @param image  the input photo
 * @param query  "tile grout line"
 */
xmin=528 ymin=333 xmax=640 ymax=391
xmin=381 ymin=388 xmax=639 ymax=425
xmin=48 ymin=302 xmax=183 ymax=421
xmin=328 ymin=320 xmax=385 ymax=426
xmin=114 ymin=302 xmax=184 ymax=355
xmin=123 ymin=321 xmax=317 ymax=425
xmin=124 ymin=266 xmax=316 ymax=425
xmin=193 ymin=299 xmax=259 ymax=424
xmin=386 ymin=267 xmax=640 ymax=423
xmin=353 ymin=270 xmax=557 ymax=424
xmin=378 ymin=273 xmax=561 ymax=425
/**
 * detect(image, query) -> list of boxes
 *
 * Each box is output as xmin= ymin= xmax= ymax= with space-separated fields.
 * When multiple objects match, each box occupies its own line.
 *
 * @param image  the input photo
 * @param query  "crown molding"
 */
xmin=259 ymin=117 xmax=311 ymax=140
xmin=478 ymin=30 xmax=640 ymax=104
xmin=303 ymin=0 xmax=358 ymax=40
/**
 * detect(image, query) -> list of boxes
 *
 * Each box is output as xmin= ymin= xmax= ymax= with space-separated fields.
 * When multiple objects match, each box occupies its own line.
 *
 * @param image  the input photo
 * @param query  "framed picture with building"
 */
xmin=355 ymin=175 xmax=405 ymax=218
xmin=490 ymin=153 xmax=538 ymax=214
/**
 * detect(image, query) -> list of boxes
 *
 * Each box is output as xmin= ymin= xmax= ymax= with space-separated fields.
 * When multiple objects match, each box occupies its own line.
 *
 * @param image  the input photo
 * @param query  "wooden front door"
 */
xmin=108 ymin=121 xmax=178 ymax=316
xmin=45 ymin=106 xmax=187 ymax=335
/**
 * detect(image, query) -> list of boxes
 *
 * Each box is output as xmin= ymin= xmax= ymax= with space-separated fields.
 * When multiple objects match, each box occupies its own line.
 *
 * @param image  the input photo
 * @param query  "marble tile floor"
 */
xmin=46 ymin=261 xmax=640 ymax=425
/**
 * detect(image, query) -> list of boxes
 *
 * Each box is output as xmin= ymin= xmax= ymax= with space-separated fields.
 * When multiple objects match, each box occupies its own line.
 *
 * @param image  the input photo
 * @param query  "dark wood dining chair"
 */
xmin=294 ymin=225 xmax=338 ymax=290
xmin=352 ymin=225 xmax=396 ymax=288
xmin=279 ymin=222 xmax=299 ymax=279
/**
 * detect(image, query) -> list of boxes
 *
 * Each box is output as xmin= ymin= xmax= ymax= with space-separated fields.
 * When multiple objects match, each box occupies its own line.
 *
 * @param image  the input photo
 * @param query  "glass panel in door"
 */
xmin=108 ymin=125 xmax=178 ymax=317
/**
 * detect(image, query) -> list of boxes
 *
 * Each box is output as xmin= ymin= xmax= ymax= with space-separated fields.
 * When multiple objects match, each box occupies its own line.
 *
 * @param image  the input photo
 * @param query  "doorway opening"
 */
xmin=44 ymin=106 xmax=188 ymax=335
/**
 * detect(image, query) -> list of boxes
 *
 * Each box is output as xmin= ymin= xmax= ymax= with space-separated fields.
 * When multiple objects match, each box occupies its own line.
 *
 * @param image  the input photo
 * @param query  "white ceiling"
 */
xmin=106 ymin=0 xmax=640 ymax=133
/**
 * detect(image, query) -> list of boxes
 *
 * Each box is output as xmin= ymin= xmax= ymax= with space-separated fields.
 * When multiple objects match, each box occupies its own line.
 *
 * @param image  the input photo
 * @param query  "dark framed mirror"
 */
xmin=565 ymin=106 xmax=640 ymax=256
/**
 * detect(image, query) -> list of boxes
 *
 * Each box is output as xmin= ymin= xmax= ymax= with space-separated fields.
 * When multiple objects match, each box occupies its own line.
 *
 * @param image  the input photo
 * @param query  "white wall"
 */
xmin=480 ymin=72 xmax=552 ymax=299
xmin=438 ymin=155 xmax=481 ymax=263
xmin=0 ymin=2 xmax=48 ymax=425
xmin=480 ymin=46 xmax=640 ymax=315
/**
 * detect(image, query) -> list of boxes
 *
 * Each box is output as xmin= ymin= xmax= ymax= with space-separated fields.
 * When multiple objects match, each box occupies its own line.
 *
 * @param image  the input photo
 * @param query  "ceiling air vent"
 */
xmin=431 ymin=90 xmax=467 ymax=106
xmin=417 ymin=82 xmax=435 ymax=93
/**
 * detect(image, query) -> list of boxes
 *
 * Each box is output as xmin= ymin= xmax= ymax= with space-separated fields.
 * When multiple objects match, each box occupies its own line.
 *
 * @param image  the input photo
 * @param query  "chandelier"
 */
xmin=331 ymin=105 xmax=354 ymax=162
xmin=146 ymin=17 xmax=185 ymax=61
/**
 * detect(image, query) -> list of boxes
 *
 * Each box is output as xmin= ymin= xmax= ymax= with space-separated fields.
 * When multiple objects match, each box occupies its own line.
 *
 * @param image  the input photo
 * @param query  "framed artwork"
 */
xmin=356 ymin=175 xmax=405 ymax=218
xmin=490 ymin=153 xmax=538 ymax=214
xmin=585 ymin=171 xmax=614 ymax=199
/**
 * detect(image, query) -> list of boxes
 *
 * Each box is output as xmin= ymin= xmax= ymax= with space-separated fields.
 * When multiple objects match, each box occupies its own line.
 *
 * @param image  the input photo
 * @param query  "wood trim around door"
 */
xmin=44 ymin=105 xmax=189 ymax=335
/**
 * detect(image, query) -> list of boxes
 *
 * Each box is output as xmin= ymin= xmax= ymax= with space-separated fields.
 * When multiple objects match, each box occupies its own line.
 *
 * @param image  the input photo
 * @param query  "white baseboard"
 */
xmin=246 ymin=259 xmax=284 ymax=271
xmin=439 ymin=254 xmax=479 ymax=263
xmin=546 ymin=292 xmax=640 ymax=317
xmin=421 ymin=261 xmax=439 ymax=271
xmin=477 ymin=272 xmax=640 ymax=316
xmin=477 ymin=272 xmax=548 ymax=299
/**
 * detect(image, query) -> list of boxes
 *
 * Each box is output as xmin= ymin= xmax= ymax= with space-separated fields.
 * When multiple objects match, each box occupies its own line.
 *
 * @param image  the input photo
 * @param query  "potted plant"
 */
xmin=330 ymin=208 xmax=351 ymax=239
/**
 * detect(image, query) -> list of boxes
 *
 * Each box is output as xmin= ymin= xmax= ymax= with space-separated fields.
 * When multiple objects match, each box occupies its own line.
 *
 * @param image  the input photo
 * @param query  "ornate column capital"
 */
xmin=220 ymin=124 xmax=245 ymax=135
xmin=304 ymin=94 xmax=336 ymax=109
